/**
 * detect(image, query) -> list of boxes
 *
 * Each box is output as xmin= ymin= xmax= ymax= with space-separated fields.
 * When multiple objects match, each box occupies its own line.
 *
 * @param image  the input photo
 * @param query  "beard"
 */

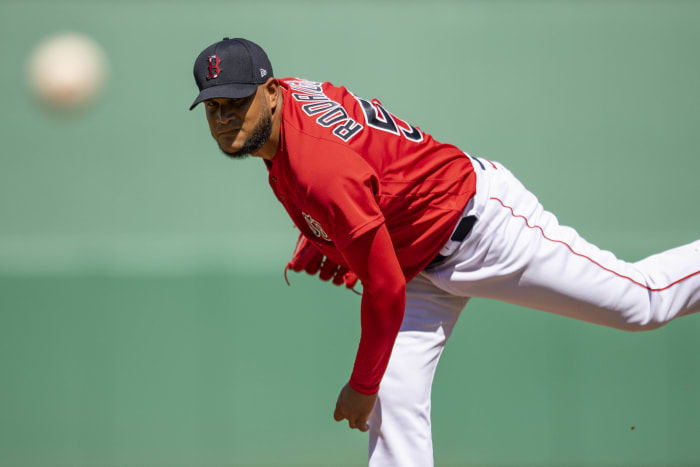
xmin=219 ymin=106 xmax=272 ymax=160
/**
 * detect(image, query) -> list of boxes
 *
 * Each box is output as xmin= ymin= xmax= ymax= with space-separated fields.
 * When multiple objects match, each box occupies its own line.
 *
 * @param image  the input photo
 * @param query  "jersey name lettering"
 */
xmin=289 ymin=79 xmax=363 ymax=142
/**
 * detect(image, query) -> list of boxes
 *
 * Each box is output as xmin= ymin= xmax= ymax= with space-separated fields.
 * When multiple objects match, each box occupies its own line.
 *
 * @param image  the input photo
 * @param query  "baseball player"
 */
xmin=189 ymin=37 xmax=700 ymax=467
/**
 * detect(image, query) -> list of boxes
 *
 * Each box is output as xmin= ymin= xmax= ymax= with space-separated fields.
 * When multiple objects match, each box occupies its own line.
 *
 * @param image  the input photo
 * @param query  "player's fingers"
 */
xmin=319 ymin=259 xmax=339 ymax=281
xmin=356 ymin=415 xmax=370 ymax=432
xmin=333 ymin=267 xmax=349 ymax=286
xmin=303 ymin=251 xmax=324 ymax=275
xmin=333 ymin=405 xmax=344 ymax=422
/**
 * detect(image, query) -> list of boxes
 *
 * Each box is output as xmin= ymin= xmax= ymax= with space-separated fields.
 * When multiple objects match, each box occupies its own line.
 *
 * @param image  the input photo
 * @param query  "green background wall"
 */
xmin=1 ymin=1 xmax=699 ymax=465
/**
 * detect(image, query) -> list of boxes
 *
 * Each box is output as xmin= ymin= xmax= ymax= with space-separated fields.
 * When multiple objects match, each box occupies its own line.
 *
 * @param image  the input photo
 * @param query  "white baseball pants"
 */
xmin=368 ymin=158 xmax=700 ymax=467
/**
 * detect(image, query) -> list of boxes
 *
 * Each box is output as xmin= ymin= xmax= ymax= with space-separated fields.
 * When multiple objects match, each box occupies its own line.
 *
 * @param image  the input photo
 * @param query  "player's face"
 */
xmin=204 ymin=87 xmax=272 ymax=159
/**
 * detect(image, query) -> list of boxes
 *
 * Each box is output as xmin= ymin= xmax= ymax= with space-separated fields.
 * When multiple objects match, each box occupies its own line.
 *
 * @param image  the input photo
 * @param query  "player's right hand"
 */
xmin=333 ymin=382 xmax=376 ymax=432
xmin=285 ymin=233 xmax=359 ymax=290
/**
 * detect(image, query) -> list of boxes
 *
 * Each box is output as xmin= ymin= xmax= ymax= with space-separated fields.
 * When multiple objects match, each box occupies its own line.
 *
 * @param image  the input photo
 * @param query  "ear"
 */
xmin=263 ymin=77 xmax=280 ymax=112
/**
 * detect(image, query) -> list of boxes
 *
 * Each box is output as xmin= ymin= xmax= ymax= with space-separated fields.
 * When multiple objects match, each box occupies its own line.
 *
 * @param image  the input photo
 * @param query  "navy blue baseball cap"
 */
xmin=189 ymin=37 xmax=273 ymax=110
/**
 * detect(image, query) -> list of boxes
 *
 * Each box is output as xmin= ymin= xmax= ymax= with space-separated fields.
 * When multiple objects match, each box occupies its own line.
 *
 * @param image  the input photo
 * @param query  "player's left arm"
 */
xmin=285 ymin=232 xmax=359 ymax=290
xmin=332 ymin=223 xmax=406 ymax=432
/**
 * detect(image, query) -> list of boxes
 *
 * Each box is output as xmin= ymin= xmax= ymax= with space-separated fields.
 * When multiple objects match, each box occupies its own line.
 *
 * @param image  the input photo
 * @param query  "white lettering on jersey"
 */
xmin=288 ymin=79 xmax=363 ymax=142
xmin=302 ymin=212 xmax=331 ymax=242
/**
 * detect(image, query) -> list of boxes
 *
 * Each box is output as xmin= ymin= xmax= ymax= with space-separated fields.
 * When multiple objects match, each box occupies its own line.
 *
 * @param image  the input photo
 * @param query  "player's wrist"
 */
xmin=348 ymin=378 xmax=379 ymax=395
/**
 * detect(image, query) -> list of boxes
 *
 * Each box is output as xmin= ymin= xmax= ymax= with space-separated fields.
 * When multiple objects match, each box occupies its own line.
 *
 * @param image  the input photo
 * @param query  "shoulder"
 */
xmin=289 ymin=136 xmax=376 ymax=195
xmin=279 ymin=77 xmax=366 ymax=146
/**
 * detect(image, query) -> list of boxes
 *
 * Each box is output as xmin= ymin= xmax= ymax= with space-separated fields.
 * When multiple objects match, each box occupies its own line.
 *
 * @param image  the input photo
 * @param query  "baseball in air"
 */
xmin=27 ymin=32 xmax=107 ymax=110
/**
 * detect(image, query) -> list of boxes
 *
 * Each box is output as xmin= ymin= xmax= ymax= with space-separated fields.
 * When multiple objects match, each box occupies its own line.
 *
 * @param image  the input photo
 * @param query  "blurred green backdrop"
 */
xmin=1 ymin=0 xmax=699 ymax=466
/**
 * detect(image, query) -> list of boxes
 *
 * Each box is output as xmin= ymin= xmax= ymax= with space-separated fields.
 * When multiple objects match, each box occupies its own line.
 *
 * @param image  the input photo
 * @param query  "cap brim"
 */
xmin=189 ymin=83 xmax=259 ymax=110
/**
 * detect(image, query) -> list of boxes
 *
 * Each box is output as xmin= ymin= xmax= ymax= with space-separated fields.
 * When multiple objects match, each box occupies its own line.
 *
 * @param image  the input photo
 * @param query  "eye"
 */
xmin=233 ymin=95 xmax=255 ymax=107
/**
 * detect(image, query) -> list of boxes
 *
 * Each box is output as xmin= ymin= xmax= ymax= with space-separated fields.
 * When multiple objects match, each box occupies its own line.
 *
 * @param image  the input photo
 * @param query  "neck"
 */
xmin=253 ymin=92 xmax=283 ymax=160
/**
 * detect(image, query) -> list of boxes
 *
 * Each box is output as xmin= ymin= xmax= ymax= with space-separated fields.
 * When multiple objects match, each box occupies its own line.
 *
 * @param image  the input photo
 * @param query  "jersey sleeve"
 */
xmin=297 ymin=142 xmax=385 ymax=249
xmin=338 ymin=224 xmax=406 ymax=394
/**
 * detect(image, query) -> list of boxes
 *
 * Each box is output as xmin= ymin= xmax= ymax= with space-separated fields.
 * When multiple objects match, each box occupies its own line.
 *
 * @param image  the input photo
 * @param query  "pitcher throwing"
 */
xmin=189 ymin=37 xmax=700 ymax=467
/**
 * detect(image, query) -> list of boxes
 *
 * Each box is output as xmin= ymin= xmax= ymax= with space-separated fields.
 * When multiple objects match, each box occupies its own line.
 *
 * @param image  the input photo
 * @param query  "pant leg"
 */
xmin=427 ymin=159 xmax=700 ymax=330
xmin=368 ymin=273 xmax=469 ymax=467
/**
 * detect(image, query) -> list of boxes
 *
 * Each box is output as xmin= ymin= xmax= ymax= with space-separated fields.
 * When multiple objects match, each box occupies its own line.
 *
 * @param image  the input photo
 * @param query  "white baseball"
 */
xmin=27 ymin=32 xmax=107 ymax=110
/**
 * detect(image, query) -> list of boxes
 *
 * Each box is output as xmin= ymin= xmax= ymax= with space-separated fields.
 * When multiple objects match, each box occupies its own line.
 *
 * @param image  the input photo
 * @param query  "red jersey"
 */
xmin=268 ymin=78 xmax=476 ymax=280
xmin=266 ymin=78 xmax=476 ymax=393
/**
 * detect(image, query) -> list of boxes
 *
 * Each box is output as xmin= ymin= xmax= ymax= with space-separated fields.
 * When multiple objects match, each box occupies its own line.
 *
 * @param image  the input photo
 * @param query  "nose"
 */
xmin=216 ymin=107 xmax=232 ymax=125
xmin=216 ymin=104 xmax=240 ymax=125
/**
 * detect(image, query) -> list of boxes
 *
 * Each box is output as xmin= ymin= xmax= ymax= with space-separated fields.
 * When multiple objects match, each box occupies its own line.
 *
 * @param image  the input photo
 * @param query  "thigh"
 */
xmin=427 ymin=161 xmax=700 ymax=330
xmin=368 ymin=273 xmax=468 ymax=467
xmin=375 ymin=272 xmax=468 ymax=401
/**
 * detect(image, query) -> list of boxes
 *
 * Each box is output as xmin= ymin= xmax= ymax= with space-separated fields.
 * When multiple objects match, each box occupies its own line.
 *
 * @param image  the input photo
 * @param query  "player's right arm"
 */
xmin=340 ymin=224 xmax=406 ymax=394
xmin=332 ymin=223 xmax=406 ymax=431
xmin=288 ymin=136 xmax=406 ymax=428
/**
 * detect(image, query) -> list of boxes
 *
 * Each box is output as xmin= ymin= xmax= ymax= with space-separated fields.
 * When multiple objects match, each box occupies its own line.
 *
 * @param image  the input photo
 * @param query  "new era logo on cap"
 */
xmin=190 ymin=37 xmax=274 ymax=110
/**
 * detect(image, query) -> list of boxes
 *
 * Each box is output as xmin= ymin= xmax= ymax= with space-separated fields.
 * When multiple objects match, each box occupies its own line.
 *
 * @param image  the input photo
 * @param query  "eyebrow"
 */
xmin=228 ymin=95 xmax=255 ymax=104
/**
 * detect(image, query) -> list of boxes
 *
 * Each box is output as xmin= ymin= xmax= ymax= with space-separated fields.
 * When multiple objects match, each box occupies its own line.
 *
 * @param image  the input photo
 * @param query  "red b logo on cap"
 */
xmin=207 ymin=56 xmax=221 ymax=80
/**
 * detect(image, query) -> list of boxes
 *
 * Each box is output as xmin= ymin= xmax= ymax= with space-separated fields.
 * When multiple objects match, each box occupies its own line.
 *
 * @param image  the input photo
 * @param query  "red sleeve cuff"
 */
xmin=349 ymin=378 xmax=380 ymax=395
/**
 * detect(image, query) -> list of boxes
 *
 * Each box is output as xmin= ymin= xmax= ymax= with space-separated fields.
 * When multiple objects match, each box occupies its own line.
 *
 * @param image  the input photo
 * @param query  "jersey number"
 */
xmin=356 ymin=97 xmax=423 ymax=143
